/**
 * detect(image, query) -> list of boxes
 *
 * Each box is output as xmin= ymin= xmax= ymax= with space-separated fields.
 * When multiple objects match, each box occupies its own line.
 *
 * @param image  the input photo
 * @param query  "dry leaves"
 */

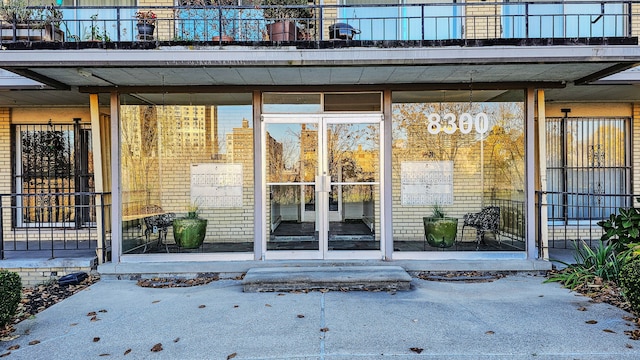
xmin=124 ymin=349 xmax=132 ymax=355
xmin=137 ymin=275 xmax=219 ymax=288
xmin=151 ymin=343 xmax=163 ymax=352
xmin=93 ymin=337 xmax=101 ymax=342
xmin=227 ymin=353 xmax=237 ymax=359
xmin=320 ymin=327 xmax=329 ymax=332
xmin=28 ymin=340 xmax=40 ymax=345
xmin=410 ymin=347 xmax=423 ymax=354
xmin=586 ymin=320 xmax=598 ymax=324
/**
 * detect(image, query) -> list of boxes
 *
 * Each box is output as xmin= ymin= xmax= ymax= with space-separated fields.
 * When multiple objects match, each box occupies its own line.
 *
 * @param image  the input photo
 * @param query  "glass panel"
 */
xmin=120 ymin=97 xmax=254 ymax=254
xmin=324 ymin=93 xmax=382 ymax=112
xmin=266 ymin=122 xmax=319 ymax=250
xmin=328 ymin=184 xmax=379 ymax=250
xmin=327 ymin=122 xmax=380 ymax=251
xmin=391 ymin=93 xmax=525 ymax=252
xmin=263 ymin=93 xmax=322 ymax=114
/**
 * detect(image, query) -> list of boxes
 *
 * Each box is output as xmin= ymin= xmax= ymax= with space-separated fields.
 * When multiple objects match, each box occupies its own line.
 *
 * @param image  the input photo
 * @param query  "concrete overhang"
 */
xmin=0 ymin=45 xmax=639 ymax=106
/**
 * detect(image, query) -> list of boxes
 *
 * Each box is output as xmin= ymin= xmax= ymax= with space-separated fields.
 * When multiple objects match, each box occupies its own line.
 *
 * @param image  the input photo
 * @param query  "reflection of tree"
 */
xmin=120 ymin=106 xmax=160 ymax=209
xmin=393 ymin=102 xmax=475 ymax=162
xmin=21 ymin=130 xmax=72 ymax=181
xmin=483 ymin=103 xmax=525 ymax=192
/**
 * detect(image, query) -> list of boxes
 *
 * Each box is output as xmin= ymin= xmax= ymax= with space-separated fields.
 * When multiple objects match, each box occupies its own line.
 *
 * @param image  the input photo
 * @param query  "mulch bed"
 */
xmin=0 ymin=274 xmax=100 ymax=340
xmin=417 ymin=271 xmax=508 ymax=283
xmin=136 ymin=274 xmax=220 ymax=288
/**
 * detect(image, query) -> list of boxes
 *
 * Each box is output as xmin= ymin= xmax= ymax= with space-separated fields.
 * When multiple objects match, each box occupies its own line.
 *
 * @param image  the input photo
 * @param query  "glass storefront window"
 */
xmin=120 ymin=95 xmax=254 ymax=254
xmin=392 ymin=91 xmax=525 ymax=252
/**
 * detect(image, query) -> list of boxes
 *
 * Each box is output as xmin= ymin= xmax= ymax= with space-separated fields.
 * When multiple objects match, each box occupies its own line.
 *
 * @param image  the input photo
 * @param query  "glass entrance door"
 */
xmin=263 ymin=114 xmax=382 ymax=259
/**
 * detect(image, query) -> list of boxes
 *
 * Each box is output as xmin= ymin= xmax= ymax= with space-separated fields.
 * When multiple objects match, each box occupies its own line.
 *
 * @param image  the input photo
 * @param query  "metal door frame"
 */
xmin=261 ymin=113 xmax=384 ymax=260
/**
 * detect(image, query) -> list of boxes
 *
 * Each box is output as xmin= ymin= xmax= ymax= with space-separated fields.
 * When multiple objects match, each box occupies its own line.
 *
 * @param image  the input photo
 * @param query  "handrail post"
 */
xmin=525 ymin=2 xmax=529 ymax=40
xmin=100 ymin=192 xmax=106 ymax=264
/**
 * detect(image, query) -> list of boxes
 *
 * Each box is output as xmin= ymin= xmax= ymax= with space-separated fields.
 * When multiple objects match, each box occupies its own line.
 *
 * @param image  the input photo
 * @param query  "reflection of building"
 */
xmin=4 ymin=2 xmax=640 ymax=281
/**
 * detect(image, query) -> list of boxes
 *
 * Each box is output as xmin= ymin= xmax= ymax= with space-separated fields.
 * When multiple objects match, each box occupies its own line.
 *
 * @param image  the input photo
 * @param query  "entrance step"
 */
xmin=242 ymin=265 xmax=412 ymax=292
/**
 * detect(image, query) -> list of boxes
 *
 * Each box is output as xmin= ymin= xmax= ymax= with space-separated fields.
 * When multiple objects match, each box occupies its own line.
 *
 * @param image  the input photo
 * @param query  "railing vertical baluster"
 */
xmin=628 ymin=1 xmax=633 ymax=37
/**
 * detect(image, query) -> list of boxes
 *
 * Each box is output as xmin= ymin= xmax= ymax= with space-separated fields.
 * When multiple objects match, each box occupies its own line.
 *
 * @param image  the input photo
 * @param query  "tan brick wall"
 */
xmin=2 ymin=267 xmax=94 ymax=287
xmin=465 ymin=0 xmax=501 ymax=39
xmin=0 ymin=108 xmax=11 ymax=242
xmin=633 ymin=103 xmax=640 ymax=201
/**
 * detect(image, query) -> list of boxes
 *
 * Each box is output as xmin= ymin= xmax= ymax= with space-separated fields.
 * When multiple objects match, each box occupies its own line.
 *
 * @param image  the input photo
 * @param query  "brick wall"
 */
xmin=465 ymin=0 xmax=501 ymax=39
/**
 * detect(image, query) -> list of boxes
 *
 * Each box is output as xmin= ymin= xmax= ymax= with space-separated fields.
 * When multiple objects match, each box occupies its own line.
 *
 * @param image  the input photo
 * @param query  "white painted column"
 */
xmin=110 ymin=92 xmax=122 ymax=263
xmin=537 ymin=89 xmax=549 ymax=260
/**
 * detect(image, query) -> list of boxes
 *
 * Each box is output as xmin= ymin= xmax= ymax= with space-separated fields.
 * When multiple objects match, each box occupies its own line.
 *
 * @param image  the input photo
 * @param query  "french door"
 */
xmin=262 ymin=114 xmax=383 ymax=259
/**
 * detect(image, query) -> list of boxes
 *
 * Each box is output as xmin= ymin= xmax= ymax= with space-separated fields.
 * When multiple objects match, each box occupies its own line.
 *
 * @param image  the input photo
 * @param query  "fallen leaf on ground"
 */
xmin=93 ymin=337 xmax=100 ymax=342
xmin=227 ymin=353 xmax=237 ymax=359
xmin=70 ymin=323 xmax=79 ymax=326
xmin=7 ymin=345 xmax=19 ymax=351
xmin=28 ymin=340 xmax=40 ymax=345
xmin=577 ymin=307 xmax=587 ymax=311
xmin=99 ymin=309 xmax=108 ymax=313
xmin=586 ymin=320 xmax=598 ymax=324
xmin=233 ymin=305 xmax=239 ymax=308
xmin=265 ymin=304 xmax=271 ymax=307
xmin=151 ymin=343 xmax=163 ymax=352
xmin=124 ymin=349 xmax=132 ymax=355
xmin=198 ymin=305 xmax=206 ymax=308
xmin=87 ymin=311 xmax=96 ymax=316
xmin=297 ymin=314 xmax=305 ymax=318
xmin=98 ymin=353 xmax=110 ymax=356
xmin=90 ymin=316 xmax=99 ymax=322
xmin=174 ymin=337 xmax=180 ymax=342
xmin=152 ymin=300 xmax=160 ymax=304
xmin=320 ymin=327 xmax=329 ymax=332
xmin=485 ymin=331 xmax=495 ymax=335
xmin=410 ymin=347 xmax=423 ymax=354
xmin=603 ymin=329 xmax=616 ymax=333
xmin=0 ymin=352 xmax=10 ymax=358
xmin=626 ymin=344 xmax=634 ymax=348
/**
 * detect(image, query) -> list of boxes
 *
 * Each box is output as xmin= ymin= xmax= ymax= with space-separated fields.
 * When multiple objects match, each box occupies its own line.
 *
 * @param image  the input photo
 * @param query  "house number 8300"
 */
xmin=427 ymin=112 xmax=489 ymax=135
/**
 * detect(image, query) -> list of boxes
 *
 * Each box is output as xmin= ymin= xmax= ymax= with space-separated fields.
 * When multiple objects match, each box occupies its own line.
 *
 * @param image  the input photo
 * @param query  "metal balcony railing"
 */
xmin=0 ymin=192 xmax=111 ymax=262
xmin=0 ymin=2 xmax=636 ymax=46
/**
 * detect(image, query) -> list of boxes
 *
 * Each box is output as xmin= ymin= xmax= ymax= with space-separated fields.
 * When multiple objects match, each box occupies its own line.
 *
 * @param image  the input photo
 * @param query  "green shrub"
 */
xmin=620 ymin=258 xmax=640 ymax=315
xmin=546 ymin=240 xmax=622 ymax=290
xmin=598 ymin=198 xmax=640 ymax=252
xmin=0 ymin=270 xmax=22 ymax=327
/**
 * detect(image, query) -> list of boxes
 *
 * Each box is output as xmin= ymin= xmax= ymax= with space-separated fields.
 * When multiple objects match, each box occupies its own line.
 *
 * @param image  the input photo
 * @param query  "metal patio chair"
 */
xmin=461 ymin=206 xmax=500 ymax=249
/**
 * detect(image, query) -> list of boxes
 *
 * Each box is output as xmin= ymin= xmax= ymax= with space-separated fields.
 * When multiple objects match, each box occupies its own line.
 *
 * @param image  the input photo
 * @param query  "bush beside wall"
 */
xmin=0 ymin=270 xmax=22 ymax=327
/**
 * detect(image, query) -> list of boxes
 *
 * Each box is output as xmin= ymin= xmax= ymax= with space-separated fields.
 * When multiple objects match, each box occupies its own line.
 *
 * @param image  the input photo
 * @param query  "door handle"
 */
xmin=315 ymin=175 xmax=331 ymax=193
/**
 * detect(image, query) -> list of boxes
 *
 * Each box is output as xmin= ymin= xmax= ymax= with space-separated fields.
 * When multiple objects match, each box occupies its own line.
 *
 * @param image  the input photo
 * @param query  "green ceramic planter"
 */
xmin=423 ymin=217 xmax=458 ymax=248
xmin=172 ymin=217 xmax=207 ymax=249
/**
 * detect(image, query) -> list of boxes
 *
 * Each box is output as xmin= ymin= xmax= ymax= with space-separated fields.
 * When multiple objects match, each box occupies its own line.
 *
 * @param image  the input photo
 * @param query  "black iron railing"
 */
xmin=535 ymin=191 xmax=635 ymax=253
xmin=0 ymin=192 xmax=111 ymax=262
xmin=0 ymin=2 xmax=636 ymax=46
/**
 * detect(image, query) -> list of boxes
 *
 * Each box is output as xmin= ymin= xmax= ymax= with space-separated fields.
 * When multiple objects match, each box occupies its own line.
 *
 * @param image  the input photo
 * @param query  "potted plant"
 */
xmin=0 ymin=1 xmax=63 ymax=41
xmin=172 ymin=203 xmax=208 ymax=249
xmin=83 ymin=13 xmax=110 ymax=41
xmin=135 ymin=9 xmax=156 ymax=40
xmin=261 ymin=0 xmax=312 ymax=41
xmin=423 ymin=204 xmax=458 ymax=248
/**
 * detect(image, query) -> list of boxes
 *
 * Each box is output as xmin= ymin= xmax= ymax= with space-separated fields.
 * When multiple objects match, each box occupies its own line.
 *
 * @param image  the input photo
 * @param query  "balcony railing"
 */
xmin=0 ymin=2 xmax=636 ymax=47
xmin=0 ymin=192 xmax=111 ymax=262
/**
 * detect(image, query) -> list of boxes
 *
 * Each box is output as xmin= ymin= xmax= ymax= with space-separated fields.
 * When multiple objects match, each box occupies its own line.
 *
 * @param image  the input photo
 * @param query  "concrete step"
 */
xmin=242 ymin=265 xmax=412 ymax=292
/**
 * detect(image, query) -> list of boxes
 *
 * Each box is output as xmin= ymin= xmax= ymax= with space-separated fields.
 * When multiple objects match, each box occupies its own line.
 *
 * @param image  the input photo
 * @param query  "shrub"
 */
xmin=598 ymin=198 xmax=640 ymax=252
xmin=0 ymin=270 xmax=22 ymax=327
xmin=620 ymin=257 xmax=640 ymax=315
xmin=546 ymin=240 xmax=622 ymax=290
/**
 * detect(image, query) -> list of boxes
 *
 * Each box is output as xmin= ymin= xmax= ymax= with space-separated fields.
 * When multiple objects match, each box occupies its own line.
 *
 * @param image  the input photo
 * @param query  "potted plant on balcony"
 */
xmin=135 ymin=9 xmax=156 ymax=40
xmin=0 ymin=0 xmax=64 ymax=42
xmin=423 ymin=204 xmax=458 ymax=248
xmin=172 ymin=203 xmax=208 ymax=249
xmin=261 ymin=0 xmax=312 ymax=41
